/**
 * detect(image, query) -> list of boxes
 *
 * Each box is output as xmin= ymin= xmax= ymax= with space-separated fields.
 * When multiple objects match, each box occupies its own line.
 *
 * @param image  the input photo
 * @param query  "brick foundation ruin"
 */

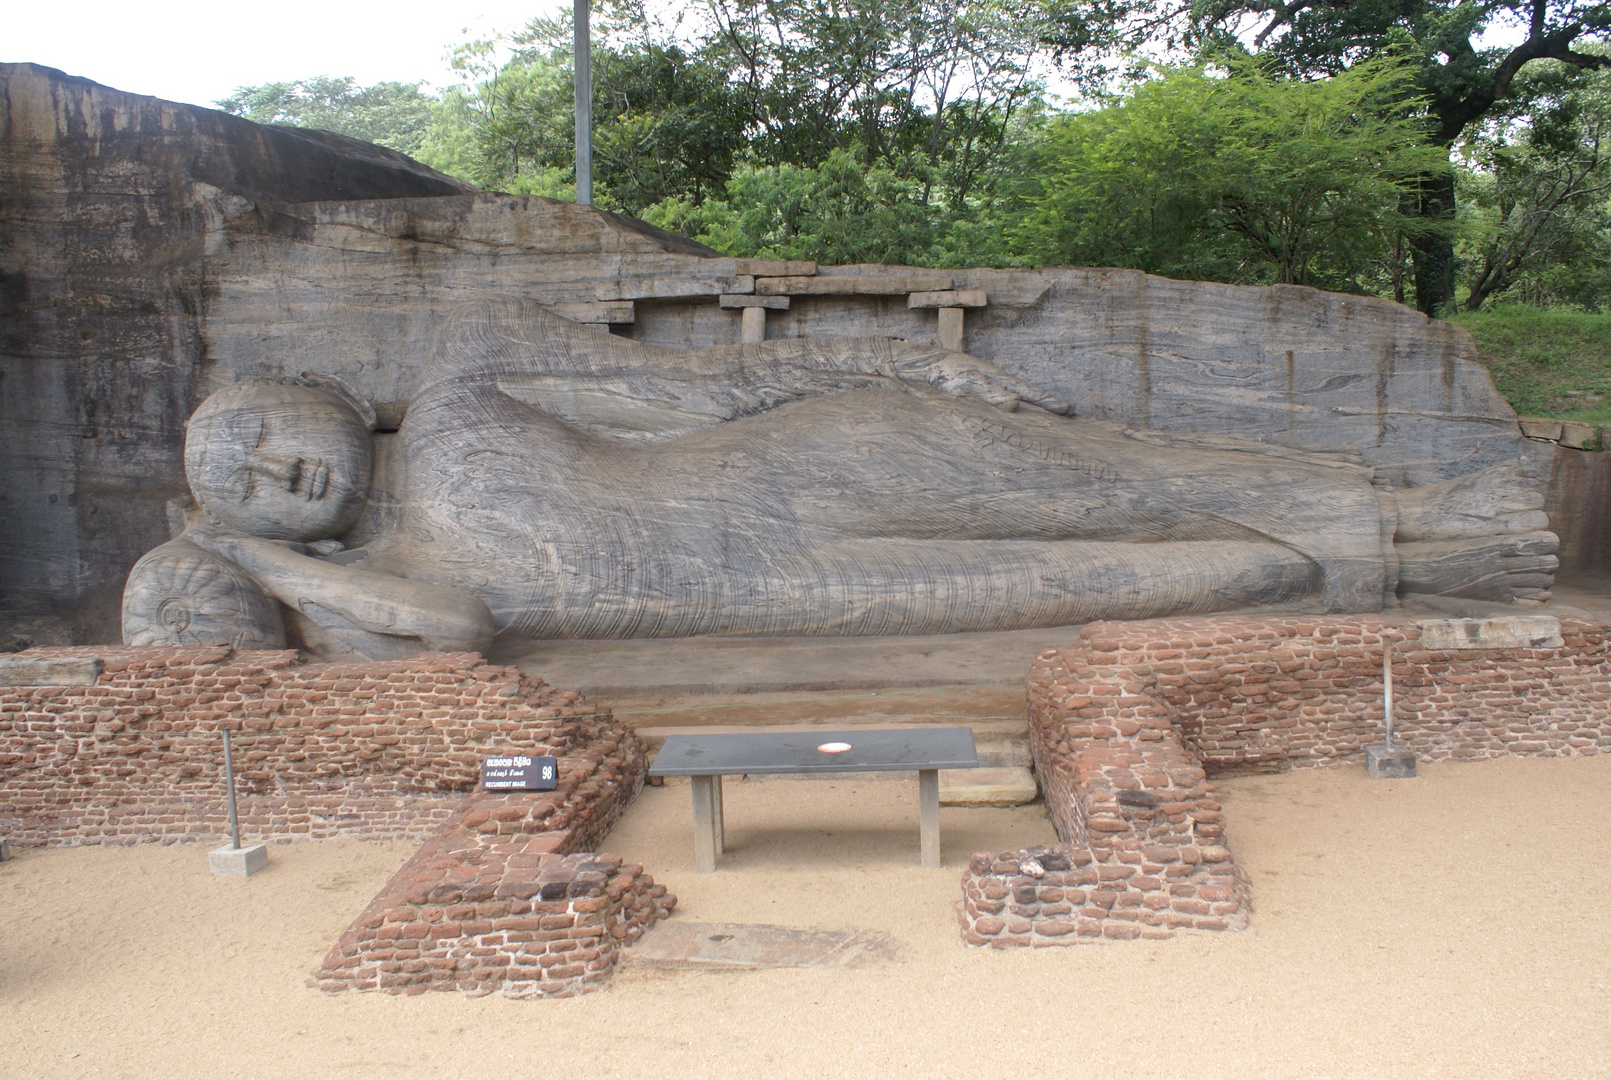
xmin=9 ymin=624 xmax=1609 ymax=968
xmin=0 ymin=647 xmax=673 ymax=996
xmin=960 ymin=615 xmax=1611 ymax=947
xmin=310 ymin=800 xmax=674 ymax=998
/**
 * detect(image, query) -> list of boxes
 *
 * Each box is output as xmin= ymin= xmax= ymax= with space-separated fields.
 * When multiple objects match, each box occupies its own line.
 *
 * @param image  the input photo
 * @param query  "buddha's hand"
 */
xmin=891 ymin=350 xmax=1073 ymax=415
xmin=187 ymin=525 xmax=345 ymax=560
xmin=185 ymin=525 xmax=301 ymax=567
xmin=186 ymin=523 xmax=495 ymax=654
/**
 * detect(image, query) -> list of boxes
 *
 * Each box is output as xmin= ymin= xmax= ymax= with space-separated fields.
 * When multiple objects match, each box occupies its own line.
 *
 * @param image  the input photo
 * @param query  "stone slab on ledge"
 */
xmin=1417 ymin=615 xmax=1563 ymax=650
xmin=0 ymin=655 xmax=103 ymax=687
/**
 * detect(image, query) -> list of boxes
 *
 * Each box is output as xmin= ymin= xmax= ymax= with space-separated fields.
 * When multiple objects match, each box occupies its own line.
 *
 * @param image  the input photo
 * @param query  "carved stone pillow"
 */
xmin=121 ymin=539 xmax=286 ymax=650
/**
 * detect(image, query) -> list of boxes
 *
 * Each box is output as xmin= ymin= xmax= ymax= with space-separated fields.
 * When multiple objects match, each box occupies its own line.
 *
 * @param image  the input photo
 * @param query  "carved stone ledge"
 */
xmin=908 ymin=289 xmax=987 ymax=309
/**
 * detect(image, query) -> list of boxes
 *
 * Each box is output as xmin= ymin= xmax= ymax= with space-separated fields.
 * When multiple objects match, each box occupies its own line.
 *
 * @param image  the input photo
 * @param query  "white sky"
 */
xmin=7 ymin=1 xmax=1535 ymax=116
xmin=5 ymin=1 xmax=568 ymax=109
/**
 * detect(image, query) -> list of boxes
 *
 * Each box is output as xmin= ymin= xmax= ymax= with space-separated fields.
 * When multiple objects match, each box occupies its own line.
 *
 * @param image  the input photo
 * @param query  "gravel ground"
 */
xmin=5 ymin=754 xmax=1609 ymax=1079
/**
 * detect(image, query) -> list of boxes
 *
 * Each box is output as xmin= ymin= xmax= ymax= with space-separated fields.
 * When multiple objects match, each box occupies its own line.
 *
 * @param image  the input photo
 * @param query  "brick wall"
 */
xmin=959 ymin=614 xmax=1611 ymax=947
xmin=1064 ymin=615 xmax=1611 ymax=771
xmin=0 ymin=647 xmax=637 ymax=847
xmin=959 ymin=645 xmax=1247 ymax=946
xmin=0 ymin=644 xmax=675 ymax=998
xmin=311 ymin=797 xmax=674 ymax=998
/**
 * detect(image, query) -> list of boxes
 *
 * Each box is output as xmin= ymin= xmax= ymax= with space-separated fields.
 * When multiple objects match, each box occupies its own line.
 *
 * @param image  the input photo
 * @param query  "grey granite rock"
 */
xmin=122 ymin=299 xmax=1558 ymax=656
xmin=1 ymin=63 xmax=1553 ymax=643
xmin=1417 ymin=615 xmax=1563 ymax=650
xmin=0 ymin=62 xmax=475 ymax=643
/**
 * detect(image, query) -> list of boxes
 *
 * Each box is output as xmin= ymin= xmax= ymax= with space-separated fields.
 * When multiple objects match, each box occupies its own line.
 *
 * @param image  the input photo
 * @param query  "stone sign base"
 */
xmin=209 ymin=843 xmax=269 ymax=877
xmin=1364 ymin=746 xmax=1419 ymax=779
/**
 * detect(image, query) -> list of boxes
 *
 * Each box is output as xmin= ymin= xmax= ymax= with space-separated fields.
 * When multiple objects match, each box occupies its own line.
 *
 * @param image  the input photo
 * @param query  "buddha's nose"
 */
xmin=248 ymin=452 xmax=303 ymax=490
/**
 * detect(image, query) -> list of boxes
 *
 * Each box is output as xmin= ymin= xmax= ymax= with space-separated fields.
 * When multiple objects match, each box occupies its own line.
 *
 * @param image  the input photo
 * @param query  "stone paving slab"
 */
xmin=940 ymin=766 xmax=1039 ymax=807
xmin=626 ymin=921 xmax=904 ymax=970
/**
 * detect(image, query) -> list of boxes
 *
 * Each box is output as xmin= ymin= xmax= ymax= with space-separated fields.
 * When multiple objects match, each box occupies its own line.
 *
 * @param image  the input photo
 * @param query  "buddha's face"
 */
xmin=185 ymin=382 xmax=373 ymax=542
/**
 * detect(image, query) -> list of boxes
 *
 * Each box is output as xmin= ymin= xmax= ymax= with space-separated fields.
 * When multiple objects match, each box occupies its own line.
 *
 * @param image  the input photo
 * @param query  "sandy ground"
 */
xmin=6 ymin=756 xmax=1611 ymax=1079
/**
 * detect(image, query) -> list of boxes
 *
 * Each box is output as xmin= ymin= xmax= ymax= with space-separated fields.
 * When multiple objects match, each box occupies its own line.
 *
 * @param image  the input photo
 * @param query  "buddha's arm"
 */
xmin=186 ymin=529 xmax=496 ymax=653
xmin=480 ymin=316 xmax=1072 ymax=441
xmin=733 ymin=338 xmax=1074 ymax=415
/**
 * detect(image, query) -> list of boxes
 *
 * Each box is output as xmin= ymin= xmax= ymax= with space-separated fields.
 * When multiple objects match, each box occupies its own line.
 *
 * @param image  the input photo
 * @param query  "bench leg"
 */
xmin=691 ymin=775 xmax=718 ymax=872
xmin=713 ymin=773 xmax=725 ymax=855
xmin=918 ymin=768 xmax=940 ymax=868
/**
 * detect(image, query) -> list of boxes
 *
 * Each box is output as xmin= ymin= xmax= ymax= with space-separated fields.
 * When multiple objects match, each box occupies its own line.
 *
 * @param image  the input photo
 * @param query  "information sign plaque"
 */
xmin=481 ymin=754 xmax=558 ymax=791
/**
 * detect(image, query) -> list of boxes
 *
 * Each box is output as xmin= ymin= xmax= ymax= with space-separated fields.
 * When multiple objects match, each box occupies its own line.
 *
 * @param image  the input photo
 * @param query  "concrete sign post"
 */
xmin=1366 ymin=640 xmax=1418 ymax=779
xmin=210 ymin=728 xmax=269 ymax=876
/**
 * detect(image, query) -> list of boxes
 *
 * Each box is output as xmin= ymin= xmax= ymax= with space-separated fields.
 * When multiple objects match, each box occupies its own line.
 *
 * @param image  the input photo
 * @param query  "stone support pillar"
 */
xmin=937 ymin=307 xmax=965 ymax=352
xmin=741 ymin=306 xmax=768 ymax=344
xmin=720 ymin=294 xmax=789 ymax=345
xmin=907 ymin=289 xmax=986 ymax=353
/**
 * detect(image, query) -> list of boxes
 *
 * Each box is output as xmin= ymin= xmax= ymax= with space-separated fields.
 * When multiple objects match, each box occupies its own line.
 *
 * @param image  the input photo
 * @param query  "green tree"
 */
xmin=1458 ymin=59 xmax=1611 ymax=309
xmin=443 ymin=0 xmax=1055 ymax=224
xmin=217 ymin=77 xmax=439 ymax=159
xmin=1006 ymin=59 xmax=1451 ymax=290
xmin=508 ymin=9 xmax=753 ymax=212
xmin=435 ymin=39 xmax=578 ymax=195
xmin=1182 ymin=0 xmax=1611 ymax=313
xmin=699 ymin=0 xmax=1051 ymax=203
xmin=434 ymin=14 xmax=751 ymax=211
xmin=642 ymin=148 xmax=960 ymax=262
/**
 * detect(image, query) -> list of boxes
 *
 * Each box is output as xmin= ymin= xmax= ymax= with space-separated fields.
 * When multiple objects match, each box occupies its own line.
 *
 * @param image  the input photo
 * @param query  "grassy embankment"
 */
xmin=1450 ymin=305 xmax=1611 ymax=424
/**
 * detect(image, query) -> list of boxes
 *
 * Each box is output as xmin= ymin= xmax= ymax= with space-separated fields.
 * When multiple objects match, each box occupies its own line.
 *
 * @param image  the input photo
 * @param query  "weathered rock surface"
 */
xmin=1544 ymin=443 xmax=1611 ymax=575
xmin=134 ymin=299 xmax=1557 ymax=655
xmin=1 ymin=62 xmax=1547 ymax=643
xmin=1416 ymin=615 xmax=1564 ymax=650
xmin=0 ymin=62 xmax=472 ymax=642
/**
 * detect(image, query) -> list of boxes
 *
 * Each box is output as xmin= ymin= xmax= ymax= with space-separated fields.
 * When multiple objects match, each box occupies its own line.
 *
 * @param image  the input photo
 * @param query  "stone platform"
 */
xmin=492 ymin=626 xmax=1074 ymax=808
xmin=486 ymin=624 xmax=1083 ymax=696
xmin=489 ymin=585 xmax=1611 ymax=822
xmin=486 ymin=589 xmax=1611 ymax=704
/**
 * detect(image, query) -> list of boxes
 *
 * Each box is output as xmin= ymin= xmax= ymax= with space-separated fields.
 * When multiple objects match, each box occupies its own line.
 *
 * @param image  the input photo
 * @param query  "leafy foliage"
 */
xmin=1005 ymin=59 xmax=1451 ymax=289
xmin=697 ymin=0 xmax=1050 ymax=197
xmin=642 ymin=150 xmax=965 ymax=264
xmin=217 ymin=77 xmax=439 ymax=158
xmin=1182 ymin=0 xmax=1611 ymax=311
xmin=1457 ymin=59 xmax=1611 ymax=310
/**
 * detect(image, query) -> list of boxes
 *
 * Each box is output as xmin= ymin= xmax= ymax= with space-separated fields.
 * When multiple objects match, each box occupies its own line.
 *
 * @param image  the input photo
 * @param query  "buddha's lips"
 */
xmin=305 ymin=461 xmax=330 ymax=500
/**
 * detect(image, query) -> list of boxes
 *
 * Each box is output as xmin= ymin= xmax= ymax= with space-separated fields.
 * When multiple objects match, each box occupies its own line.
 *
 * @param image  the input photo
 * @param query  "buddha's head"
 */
xmin=185 ymin=377 xmax=375 ymax=542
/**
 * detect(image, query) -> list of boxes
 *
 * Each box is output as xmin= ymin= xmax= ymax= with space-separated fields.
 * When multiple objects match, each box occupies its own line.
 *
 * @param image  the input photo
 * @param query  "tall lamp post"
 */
xmin=574 ymin=0 xmax=592 ymax=206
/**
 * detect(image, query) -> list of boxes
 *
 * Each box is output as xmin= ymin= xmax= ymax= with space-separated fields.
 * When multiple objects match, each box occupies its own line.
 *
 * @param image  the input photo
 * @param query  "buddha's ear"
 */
xmin=296 ymin=372 xmax=378 ymax=431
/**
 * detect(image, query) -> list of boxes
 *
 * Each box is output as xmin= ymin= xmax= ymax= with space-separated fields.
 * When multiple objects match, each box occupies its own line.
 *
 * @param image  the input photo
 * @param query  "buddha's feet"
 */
xmin=1393 ymin=462 xmax=1558 ymax=603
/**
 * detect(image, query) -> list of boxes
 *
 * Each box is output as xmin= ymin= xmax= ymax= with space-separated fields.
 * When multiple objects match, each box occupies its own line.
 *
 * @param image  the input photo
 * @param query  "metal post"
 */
xmin=1383 ymin=641 xmax=1395 ymax=753
xmin=222 ymin=728 xmax=241 ymax=850
xmin=573 ymin=0 xmax=592 ymax=206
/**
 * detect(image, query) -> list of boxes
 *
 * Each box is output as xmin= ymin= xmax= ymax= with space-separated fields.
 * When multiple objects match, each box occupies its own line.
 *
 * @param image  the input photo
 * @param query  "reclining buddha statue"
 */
xmin=121 ymin=296 xmax=1558 ymax=659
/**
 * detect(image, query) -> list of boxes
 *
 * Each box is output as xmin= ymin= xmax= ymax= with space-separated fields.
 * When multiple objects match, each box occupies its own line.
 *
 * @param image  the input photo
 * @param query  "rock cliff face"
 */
xmin=0 ymin=63 xmax=476 ymax=642
xmin=1 ymin=62 xmax=1544 ymax=644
